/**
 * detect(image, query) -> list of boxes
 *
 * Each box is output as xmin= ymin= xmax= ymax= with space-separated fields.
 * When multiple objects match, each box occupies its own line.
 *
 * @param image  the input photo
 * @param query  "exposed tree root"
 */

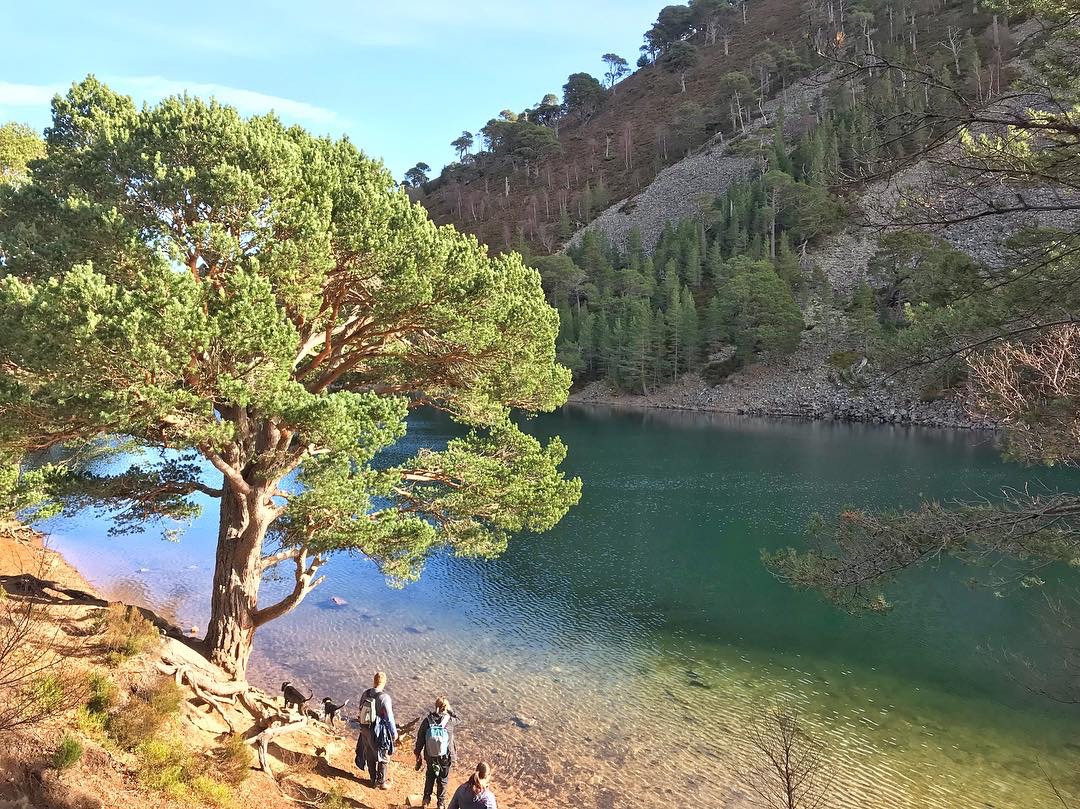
xmin=255 ymin=720 xmax=310 ymax=775
xmin=158 ymin=647 xmax=312 ymax=777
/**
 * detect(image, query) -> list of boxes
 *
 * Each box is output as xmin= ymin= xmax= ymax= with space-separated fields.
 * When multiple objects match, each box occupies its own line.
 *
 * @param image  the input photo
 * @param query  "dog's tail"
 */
xmin=340 ymin=699 xmax=350 ymax=709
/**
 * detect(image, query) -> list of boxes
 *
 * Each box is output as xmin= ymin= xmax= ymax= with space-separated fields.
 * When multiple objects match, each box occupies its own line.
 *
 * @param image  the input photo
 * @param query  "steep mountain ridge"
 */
xmin=413 ymin=0 xmax=1069 ymax=427
xmin=418 ymin=0 xmax=811 ymax=252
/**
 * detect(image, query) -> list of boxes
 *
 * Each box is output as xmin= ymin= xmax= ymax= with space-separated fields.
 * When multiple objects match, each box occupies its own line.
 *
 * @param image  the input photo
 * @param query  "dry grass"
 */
xmin=213 ymin=733 xmax=253 ymax=786
xmin=106 ymin=677 xmax=183 ymax=750
xmin=138 ymin=737 xmax=234 ymax=807
xmin=0 ymin=569 xmax=90 ymax=732
xmin=94 ymin=603 xmax=160 ymax=666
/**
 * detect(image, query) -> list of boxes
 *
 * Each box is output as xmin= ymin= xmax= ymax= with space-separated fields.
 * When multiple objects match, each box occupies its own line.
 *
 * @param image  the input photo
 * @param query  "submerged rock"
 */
xmin=686 ymin=669 xmax=712 ymax=689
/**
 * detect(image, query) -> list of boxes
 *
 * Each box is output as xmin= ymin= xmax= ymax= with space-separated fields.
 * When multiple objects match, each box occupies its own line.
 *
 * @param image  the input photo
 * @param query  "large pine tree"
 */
xmin=0 ymin=79 xmax=581 ymax=678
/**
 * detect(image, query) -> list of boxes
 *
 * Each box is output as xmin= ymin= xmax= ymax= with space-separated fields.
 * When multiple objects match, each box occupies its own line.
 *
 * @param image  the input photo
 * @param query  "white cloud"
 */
xmin=114 ymin=77 xmax=342 ymax=128
xmin=0 ymin=81 xmax=64 ymax=107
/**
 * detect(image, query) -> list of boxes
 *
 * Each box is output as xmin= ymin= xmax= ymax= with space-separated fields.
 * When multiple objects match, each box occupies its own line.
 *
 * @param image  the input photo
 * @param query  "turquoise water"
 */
xmin=44 ymin=407 xmax=1080 ymax=807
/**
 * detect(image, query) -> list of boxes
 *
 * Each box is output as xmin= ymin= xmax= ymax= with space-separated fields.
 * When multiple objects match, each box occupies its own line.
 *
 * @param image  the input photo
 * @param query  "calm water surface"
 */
xmin=44 ymin=407 xmax=1080 ymax=808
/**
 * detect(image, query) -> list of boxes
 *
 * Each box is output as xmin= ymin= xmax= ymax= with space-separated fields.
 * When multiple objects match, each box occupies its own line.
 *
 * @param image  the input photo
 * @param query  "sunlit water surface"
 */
xmin=44 ymin=407 xmax=1080 ymax=808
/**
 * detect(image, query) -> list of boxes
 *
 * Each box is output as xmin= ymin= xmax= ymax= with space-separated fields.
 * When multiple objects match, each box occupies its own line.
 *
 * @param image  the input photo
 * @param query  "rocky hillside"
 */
xmin=569 ymin=81 xmax=1077 ymax=428
xmin=417 ymin=0 xmax=813 ymax=253
xmin=570 ymin=68 xmax=833 ymax=254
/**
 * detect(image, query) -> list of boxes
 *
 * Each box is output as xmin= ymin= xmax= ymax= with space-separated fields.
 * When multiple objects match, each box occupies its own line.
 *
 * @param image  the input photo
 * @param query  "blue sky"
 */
xmin=2 ymin=1 xmax=661 ymax=179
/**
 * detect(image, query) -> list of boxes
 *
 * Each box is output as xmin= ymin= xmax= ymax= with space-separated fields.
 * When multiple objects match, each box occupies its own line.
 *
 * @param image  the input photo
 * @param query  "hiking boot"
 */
xmin=378 ymin=781 xmax=392 ymax=790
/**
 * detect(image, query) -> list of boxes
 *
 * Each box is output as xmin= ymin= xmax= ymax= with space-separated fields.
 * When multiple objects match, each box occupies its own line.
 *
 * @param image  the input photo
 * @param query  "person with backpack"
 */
xmin=414 ymin=697 xmax=457 ymax=809
xmin=354 ymin=671 xmax=397 ymax=789
xmin=447 ymin=762 xmax=497 ymax=809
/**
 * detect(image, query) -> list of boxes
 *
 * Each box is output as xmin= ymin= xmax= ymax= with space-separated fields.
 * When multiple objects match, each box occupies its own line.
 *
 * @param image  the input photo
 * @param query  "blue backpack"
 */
xmin=425 ymin=714 xmax=450 ymax=758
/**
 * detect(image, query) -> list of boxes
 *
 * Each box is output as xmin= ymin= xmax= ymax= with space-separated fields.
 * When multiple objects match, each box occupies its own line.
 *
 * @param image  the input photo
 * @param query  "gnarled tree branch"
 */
xmin=251 ymin=549 xmax=325 ymax=628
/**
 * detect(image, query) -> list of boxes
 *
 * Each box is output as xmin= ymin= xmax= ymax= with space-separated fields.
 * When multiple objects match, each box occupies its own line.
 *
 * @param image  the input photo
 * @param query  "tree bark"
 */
xmin=204 ymin=482 xmax=272 ymax=680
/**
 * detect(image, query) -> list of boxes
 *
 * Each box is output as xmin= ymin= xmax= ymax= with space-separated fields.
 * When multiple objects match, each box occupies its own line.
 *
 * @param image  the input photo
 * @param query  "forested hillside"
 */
xmin=413 ymin=0 xmax=1000 ymax=252
xmin=410 ymin=0 xmax=1073 ymax=424
xmin=417 ymin=0 xmax=824 ymax=252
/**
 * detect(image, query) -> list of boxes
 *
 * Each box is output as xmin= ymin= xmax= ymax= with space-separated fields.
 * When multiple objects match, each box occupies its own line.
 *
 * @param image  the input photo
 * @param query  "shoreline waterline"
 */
xmin=42 ymin=410 xmax=1080 ymax=808
xmin=566 ymin=386 xmax=995 ymax=431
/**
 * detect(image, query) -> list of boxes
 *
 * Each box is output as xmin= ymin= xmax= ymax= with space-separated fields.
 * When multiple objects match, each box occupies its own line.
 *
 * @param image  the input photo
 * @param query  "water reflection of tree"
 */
xmin=739 ymin=706 xmax=832 ymax=809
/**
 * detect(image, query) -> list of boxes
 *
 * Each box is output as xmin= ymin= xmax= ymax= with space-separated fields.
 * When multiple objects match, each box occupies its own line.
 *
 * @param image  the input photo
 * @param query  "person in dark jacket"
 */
xmin=414 ymin=697 xmax=457 ymax=809
xmin=354 ymin=671 xmax=398 ymax=789
xmin=448 ymin=762 xmax=497 ymax=809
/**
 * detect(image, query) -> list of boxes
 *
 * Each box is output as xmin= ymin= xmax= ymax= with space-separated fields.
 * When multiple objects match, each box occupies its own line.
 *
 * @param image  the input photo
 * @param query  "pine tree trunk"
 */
xmin=205 ymin=482 xmax=273 ymax=680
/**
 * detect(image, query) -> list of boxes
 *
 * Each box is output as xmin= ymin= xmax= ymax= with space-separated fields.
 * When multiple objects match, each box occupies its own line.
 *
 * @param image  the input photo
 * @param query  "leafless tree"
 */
xmin=943 ymin=25 xmax=964 ymax=77
xmin=0 ymin=546 xmax=88 ymax=732
xmin=970 ymin=324 xmax=1080 ymax=465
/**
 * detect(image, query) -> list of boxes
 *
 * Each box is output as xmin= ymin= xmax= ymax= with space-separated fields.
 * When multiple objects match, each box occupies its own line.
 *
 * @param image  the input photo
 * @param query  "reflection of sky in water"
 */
xmin=43 ymin=408 xmax=1080 ymax=808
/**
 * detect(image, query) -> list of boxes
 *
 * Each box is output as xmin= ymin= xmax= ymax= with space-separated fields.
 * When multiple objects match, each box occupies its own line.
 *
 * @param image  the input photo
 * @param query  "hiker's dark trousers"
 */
xmin=356 ymin=727 xmax=388 ymax=786
xmin=423 ymin=757 xmax=450 ymax=806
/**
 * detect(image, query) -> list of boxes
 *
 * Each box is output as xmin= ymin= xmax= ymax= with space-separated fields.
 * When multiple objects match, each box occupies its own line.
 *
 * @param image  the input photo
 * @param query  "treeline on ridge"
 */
xmin=410 ymin=0 xmax=1008 ymax=253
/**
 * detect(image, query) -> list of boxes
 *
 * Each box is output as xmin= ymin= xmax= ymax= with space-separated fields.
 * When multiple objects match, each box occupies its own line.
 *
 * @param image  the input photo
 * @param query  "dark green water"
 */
xmin=46 ymin=406 xmax=1080 ymax=808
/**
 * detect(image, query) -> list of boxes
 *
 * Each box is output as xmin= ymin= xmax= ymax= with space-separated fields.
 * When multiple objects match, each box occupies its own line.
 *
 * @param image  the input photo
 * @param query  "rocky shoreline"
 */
xmin=568 ymin=372 xmax=994 ymax=431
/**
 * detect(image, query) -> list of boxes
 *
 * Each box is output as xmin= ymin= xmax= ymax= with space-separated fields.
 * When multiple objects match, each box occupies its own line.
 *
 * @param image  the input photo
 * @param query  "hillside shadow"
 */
xmin=0 ymin=573 xmax=205 ymax=652
xmin=268 ymin=743 xmax=373 ymax=808
xmin=0 ymin=755 xmax=103 ymax=809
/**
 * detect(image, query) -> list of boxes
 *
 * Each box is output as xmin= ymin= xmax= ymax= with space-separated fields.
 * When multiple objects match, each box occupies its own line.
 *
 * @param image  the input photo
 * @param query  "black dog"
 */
xmin=321 ymin=697 xmax=349 ymax=726
xmin=281 ymin=681 xmax=312 ymax=713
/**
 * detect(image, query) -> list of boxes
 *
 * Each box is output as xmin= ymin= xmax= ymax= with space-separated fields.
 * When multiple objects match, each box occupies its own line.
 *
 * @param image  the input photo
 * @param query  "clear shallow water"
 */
xmin=43 ymin=407 xmax=1080 ymax=808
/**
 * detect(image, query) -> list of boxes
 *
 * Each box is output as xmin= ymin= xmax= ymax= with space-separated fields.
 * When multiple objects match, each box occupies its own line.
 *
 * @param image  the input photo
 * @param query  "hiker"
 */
xmin=448 ymin=762 xmax=497 ymax=809
xmin=414 ymin=697 xmax=457 ymax=809
xmin=354 ymin=671 xmax=398 ymax=789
